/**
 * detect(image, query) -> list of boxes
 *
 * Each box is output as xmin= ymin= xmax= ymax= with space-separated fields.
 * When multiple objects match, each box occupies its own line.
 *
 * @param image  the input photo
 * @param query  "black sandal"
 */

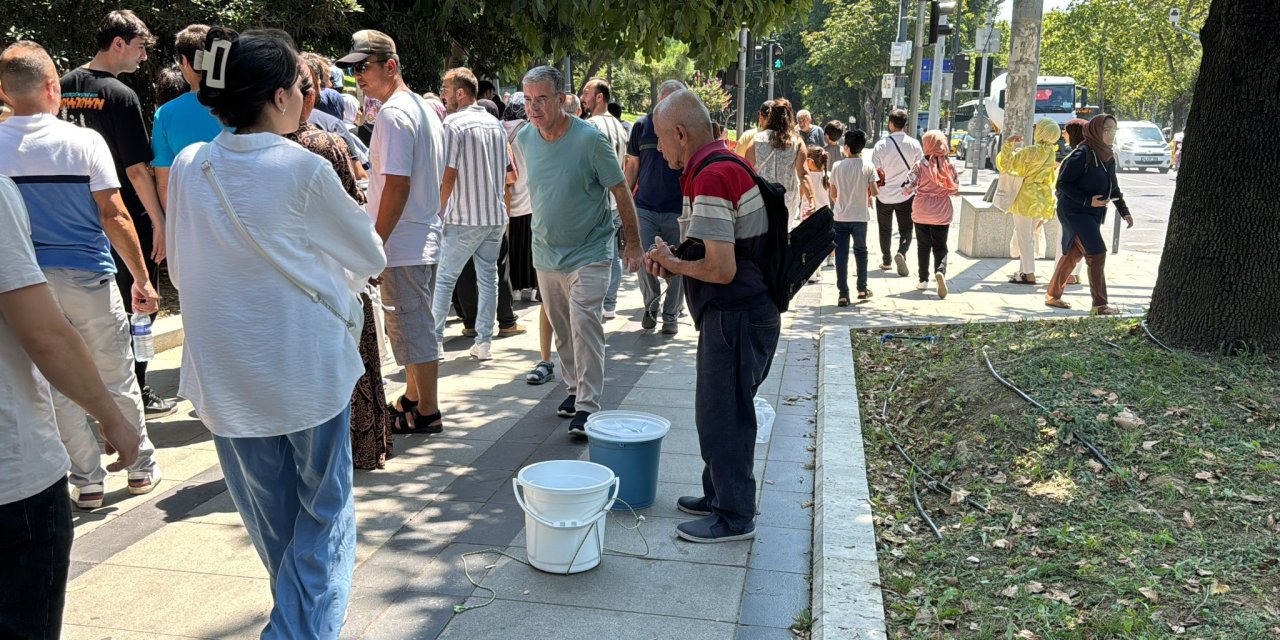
xmin=837 ymin=296 xmax=850 ymax=307
xmin=387 ymin=395 xmax=419 ymax=434
xmin=1008 ymin=273 xmax=1037 ymax=285
xmin=857 ymin=290 xmax=873 ymax=301
xmin=412 ymin=409 xmax=444 ymax=434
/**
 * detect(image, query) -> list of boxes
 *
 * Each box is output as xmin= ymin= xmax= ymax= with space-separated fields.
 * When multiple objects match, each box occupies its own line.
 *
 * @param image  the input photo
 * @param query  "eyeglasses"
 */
xmin=351 ymin=59 xmax=387 ymax=74
xmin=525 ymin=94 xmax=562 ymax=110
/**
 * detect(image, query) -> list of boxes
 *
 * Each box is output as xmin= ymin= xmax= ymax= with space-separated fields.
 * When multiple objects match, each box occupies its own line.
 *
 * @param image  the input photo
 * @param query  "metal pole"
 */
xmin=908 ymin=0 xmax=926 ymax=135
xmin=561 ymin=55 xmax=572 ymax=93
xmin=927 ymin=34 xmax=946 ymax=130
xmin=736 ymin=27 xmax=748 ymax=140
xmin=946 ymin=2 xmax=961 ymax=135
xmin=897 ymin=0 xmax=911 ymax=41
xmin=970 ymin=5 xmax=995 ymax=186
xmin=1111 ymin=209 xmax=1122 ymax=254
xmin=767 ymin=42 xmax=776 ymax=101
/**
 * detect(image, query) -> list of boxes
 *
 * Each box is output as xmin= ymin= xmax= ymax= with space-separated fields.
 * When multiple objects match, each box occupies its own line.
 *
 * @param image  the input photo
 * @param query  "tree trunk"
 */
xmin=1147 ymin=0 xmax=1280 ymax=354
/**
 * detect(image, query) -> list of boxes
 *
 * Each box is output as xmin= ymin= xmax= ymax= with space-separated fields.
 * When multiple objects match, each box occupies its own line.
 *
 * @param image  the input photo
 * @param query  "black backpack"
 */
xmin=690 ymin=153 xmax=834 ymax=314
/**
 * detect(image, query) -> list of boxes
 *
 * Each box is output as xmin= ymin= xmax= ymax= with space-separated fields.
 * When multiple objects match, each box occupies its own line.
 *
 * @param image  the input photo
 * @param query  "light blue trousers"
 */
xmin=431 ymin=224 xmax=506 ymax=343
xmin=213 ymin=406 xmax=355 ymax=640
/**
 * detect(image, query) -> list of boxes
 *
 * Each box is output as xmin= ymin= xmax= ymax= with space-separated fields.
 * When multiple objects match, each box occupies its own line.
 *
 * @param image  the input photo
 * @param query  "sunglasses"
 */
xmin=351 ymin=59 xmax=387 ymax=74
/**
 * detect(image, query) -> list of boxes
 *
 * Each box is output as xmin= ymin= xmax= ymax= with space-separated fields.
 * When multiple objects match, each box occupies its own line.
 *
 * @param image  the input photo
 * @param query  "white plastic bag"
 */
xmin=754 ymin=396 xmax=776 ymax=444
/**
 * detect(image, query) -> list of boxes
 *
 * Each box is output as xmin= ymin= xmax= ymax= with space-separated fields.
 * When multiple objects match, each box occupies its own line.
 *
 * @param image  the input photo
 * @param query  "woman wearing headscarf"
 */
xmin=1045 ymin=114 xmax=1133 ymax=314
xmin=909 ymin=130 xmax=960 ymax=298
xmin=997 ymin=118 xmax=1061 ymax=284
xmin=1055 ymin=118 xmax=1089 ymax=285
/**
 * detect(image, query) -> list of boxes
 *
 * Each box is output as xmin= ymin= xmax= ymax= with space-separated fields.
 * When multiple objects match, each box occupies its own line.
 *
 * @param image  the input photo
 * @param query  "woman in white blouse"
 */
xmin=165 ymin=29 xmax=385 ymax=639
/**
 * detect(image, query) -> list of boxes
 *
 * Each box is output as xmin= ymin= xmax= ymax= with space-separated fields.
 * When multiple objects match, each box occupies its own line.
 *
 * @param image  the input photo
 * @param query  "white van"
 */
xmin=1116 ymin=121 xmax=1172 ymax=173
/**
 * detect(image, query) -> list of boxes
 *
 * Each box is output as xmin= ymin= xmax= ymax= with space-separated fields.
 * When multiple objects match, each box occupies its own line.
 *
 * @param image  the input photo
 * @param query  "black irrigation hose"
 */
xmin=880 ymin=369 xmax=991 ymax=514
xmin=981 ymin=349 xmax=1138 ymax=494
xmin=911 ymin=475 xmax=944 ymax=541
xmin=1102 ymin=340 xmax=1122 ymax=350
xmin=1141 ymin=319 xmax=1176 ymax=353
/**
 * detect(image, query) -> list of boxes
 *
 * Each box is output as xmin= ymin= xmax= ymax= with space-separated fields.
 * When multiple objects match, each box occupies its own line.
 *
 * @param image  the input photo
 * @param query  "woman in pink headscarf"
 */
xmin=909 ymin=130 xmax=960 ymax=299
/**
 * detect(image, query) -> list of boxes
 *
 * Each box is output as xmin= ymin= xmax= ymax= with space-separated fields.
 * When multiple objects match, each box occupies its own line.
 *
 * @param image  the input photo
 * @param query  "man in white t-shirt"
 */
xmin=871 ymin=108 xmax=924 ymax=277
xmin=580 ymin=78 xmax=629 ymax=319
xmin=829 ymin=129 xmax=879 ymax=303
xmin=0 ymin=41 xmax=160 ymax=510
xmin=342 ymin=30 xmax=446 ymax=433
xmin=0 ymin=169 xmax=140 ymax=634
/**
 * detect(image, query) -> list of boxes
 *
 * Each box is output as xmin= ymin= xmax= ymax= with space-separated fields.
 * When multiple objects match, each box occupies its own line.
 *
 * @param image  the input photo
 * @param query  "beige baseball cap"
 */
xmin=337 ymin=30 xmax=397 ymax=65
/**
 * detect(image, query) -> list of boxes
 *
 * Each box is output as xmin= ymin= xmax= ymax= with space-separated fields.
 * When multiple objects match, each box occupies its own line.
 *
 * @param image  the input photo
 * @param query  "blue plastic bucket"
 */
xmin=585 ymin=411 xmax=671 ymax=510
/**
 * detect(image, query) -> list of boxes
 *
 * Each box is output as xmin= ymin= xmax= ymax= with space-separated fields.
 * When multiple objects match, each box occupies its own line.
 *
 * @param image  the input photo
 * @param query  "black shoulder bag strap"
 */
xmin=888 ymin=135 xmax=911 ymax=172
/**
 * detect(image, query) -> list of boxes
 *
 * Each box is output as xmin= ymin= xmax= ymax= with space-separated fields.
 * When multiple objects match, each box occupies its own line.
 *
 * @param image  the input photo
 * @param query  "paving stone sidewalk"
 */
xmin=61 ymin=276 xmax=824 ymax=640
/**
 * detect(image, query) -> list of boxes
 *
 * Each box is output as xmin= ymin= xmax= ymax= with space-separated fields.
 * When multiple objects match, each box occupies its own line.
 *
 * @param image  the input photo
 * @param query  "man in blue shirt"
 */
xmin=625 ymin=79 xmax=686 ymax=335
xmin=151 ymin=23 xmax=221 ymax=212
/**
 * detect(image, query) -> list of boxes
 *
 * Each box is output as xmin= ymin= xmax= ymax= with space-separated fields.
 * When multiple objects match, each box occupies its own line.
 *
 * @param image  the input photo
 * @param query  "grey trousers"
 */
xmin=537 ymin=260 xmax=610 ymax=413
xmin=636 ymin=207 xmax=685 ymax=322
xmin=43 ymin=269 xmax=157 ymax=486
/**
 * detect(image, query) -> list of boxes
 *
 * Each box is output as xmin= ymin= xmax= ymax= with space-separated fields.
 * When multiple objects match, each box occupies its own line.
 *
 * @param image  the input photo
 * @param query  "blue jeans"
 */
xmin=431 ymin=224 xmax=505 ymax=343
xmin=214 ymin=406 xmax=355 ymax=640
xmin=694 ymin=302 xmax=780 ymax=532
xmin=636 ymin=207 xmax=685 ymax=322
xmin=833 ymin=221 xmax=869 ymax=297
xmin=604 ymin=210 xmax=623 ymax=312
xmin=0 ymin=480 xmax=72 ymax=639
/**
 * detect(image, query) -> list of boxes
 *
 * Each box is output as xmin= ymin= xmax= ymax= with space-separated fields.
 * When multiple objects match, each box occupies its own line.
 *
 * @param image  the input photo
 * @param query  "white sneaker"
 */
xmin=915 ymin=281 xmax=929 ymax=291
xmin=469 ymin=342 xmax=493 ymax=361
xmin=128 ymin=465 xmax=162 ymax=495
xmin=73 ymin=483 xmax=105 ymax=509
xmin=935 ymin=272 xmax=948 ymax=299
xmin=603 ymin=309 xmax=616 ymax=320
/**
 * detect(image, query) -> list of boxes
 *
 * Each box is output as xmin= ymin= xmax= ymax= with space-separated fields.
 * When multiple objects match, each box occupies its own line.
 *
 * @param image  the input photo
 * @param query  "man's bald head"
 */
xmin=653 ymin=89 xmax=712 ymax=137
xmin=652 ymin=89 xmax=713 ymax=171
xmin=0 ymin=41 xmax=58 ymax=110
xmin=656 ymin=79 xmax=686 ymax=104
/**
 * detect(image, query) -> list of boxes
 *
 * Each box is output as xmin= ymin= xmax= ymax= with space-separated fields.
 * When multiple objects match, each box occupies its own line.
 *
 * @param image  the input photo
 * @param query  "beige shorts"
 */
xmin=380 ymin=264 xmax=440 ymax=365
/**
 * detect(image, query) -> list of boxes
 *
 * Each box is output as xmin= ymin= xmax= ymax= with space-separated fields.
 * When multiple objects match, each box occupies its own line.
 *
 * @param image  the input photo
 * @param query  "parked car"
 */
xmin=1115 ymin=120 xmax=1172 ymax=173
xmin=950 ymin=129 xmax=967 ymax=155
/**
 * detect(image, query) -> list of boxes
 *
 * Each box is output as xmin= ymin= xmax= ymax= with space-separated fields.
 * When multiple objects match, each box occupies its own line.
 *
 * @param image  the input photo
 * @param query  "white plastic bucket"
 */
xmin=513 ymin=460 xmax=618 ymax=574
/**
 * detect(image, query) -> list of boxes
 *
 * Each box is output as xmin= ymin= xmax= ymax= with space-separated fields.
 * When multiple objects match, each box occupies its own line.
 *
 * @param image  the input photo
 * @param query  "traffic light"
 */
xmin=952 ymin=53 xmax=971 ymax=89
xmin=929 ymin=1 xmax=956 ymax=45
xmin=723 ymin=64 xmax=739 ymax=88
xmin=769 ymin=43 xmax=785 ymax=72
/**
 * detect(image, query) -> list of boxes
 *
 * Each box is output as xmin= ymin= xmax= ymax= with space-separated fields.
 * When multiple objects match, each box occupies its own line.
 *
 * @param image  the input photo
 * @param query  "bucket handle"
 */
xmin=512 ymin=477 xmax=620 ymax=530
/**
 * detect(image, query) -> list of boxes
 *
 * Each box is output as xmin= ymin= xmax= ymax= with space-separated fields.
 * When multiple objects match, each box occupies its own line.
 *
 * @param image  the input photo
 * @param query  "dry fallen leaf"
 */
xmin=1046 ymin=588 xmax=1074 ymax=604
xmin=1017 ymin=630 xmax=1041 ymax=640
xmin=990 ymin=471 xmax=1008 ymax=484
xmin=1139 ymin=587 xmax=1160 ymax=603
xmin=1241 ymin=494 xmax=1266 ymax=503
xmin=1194 ymin=471 xmax=1216 ymax=482
xmin=1196 ymin=568 xmax=1214 ymax=577
xmin=1062 ymin=371 xmax=1074 ymax=381
xmin=1025 ymin=582 xmax=1046 ymax=594
xmin=1114 ymin=410 xmax=1146 ymax=429
xmin=1211 ymin=582 xmax=1231 ymax=595
xmin=1014 ymin=476 xmax=1033 ymax=487
xmin=1183 ymin=510 xmax=1195 ymax=529
xmin=966 ymin=556 xmax=981 ymax=564
xmin=1000 ymin=585 xmax=1020 ymax=598
xmin=1091 ymin=388 xmax=1107 ymax=397
xmin=1106 ymin=392 xmax=1119 ymax=405
xmin=1142 ymin=440 xmax=1160 ymax=450
xmin=950 ymin=488 xmax=971 ymax=505
xmin=1096 ymin=413 xmax=1111 ymax=424
xmin=1087 ymin=460 xmax=1104 ymax=473
xmin=992 ymin=538 xmax=1011 ymax=549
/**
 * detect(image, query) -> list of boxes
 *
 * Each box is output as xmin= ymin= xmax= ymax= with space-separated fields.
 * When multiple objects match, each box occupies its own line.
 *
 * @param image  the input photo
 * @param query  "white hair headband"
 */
xmin=192 ymin=39 xmax=232 ymax=89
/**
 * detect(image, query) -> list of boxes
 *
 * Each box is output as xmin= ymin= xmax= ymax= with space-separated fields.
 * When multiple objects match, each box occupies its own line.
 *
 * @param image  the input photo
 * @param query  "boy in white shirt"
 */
xmin=830 ymin=130 xmax=879 ymax=305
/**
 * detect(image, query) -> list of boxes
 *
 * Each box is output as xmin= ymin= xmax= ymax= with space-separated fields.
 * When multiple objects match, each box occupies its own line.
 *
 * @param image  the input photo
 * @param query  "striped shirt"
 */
xmin=442 ymin=104 xmax=509 ymax=226
xmin=588 ymin=114 xmax=628 ymax=209
xmin=0 ymin=114 xmax=120 ymax=274
xmin=679 ymin=141 xmax=770 ymax=325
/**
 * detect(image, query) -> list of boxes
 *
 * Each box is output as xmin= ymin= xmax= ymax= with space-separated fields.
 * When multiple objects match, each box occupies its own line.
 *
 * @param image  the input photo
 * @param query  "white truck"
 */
xmin=975 ymin=73 xmax=1082 ymax=167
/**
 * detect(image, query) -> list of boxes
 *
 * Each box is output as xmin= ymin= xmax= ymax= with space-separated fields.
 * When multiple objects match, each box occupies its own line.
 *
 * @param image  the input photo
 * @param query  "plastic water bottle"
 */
xmin=130 ymin=313 xmax=154 ymax=362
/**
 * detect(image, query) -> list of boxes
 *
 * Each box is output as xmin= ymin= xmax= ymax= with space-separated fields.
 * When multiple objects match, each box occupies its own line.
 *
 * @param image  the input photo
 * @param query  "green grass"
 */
xmin=853 ymin=319 xmax=1280 ymax=639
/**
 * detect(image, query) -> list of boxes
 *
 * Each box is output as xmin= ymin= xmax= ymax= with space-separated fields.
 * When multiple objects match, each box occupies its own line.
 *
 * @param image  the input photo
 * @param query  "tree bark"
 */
xmin=1147 ymin=0 xmax=1280 ymax=354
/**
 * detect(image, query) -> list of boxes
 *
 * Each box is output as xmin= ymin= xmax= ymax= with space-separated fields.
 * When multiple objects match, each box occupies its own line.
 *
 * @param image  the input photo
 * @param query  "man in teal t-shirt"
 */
xmin=151 ymin=24 xmax=222 ymax=210
xmin=515 ymin=65 xmax=642 ymax=438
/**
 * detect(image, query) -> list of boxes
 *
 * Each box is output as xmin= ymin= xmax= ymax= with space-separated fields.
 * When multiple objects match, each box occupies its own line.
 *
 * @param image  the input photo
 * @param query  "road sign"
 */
xmin=976 ymin=27 xmax=1001 ymax=54
xmin=881 ymin=74 xmax=895 ymax=99
xmin=920 ymin=58 xmax=953 ymax=84
xmin=891 ymin=42 xmax=912 ymax=68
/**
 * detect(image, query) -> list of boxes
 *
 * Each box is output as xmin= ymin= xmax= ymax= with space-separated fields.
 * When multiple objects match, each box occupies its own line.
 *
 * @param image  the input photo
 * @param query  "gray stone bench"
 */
xmin=956 ymin=194 xmax=1061 ymax=259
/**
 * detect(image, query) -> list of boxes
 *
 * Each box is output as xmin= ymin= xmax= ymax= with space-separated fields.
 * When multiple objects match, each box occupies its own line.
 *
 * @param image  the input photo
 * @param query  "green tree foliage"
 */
xmin=1039 ymin=0 xmax=1206 ymax=130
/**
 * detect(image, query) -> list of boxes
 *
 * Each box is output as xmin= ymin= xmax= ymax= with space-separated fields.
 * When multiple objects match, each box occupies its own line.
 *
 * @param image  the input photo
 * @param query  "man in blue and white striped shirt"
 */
xmin=431 ymin=66 xmax=513 ymax=361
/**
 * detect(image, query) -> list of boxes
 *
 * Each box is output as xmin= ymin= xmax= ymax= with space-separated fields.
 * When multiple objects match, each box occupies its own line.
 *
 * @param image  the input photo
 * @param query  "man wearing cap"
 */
xmin=340 ymin=30 xmax=447 ymax=434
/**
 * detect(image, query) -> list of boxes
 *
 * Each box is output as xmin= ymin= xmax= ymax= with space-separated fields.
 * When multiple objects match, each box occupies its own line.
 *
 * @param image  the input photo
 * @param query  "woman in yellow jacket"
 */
xmin=997 ymin=118 xmax=1061 ymax=284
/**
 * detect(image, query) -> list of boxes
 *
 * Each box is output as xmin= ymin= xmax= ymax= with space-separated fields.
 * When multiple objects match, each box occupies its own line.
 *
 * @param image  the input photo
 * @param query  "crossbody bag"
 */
xmin=198 ymin=146 xmax=361 ymax=340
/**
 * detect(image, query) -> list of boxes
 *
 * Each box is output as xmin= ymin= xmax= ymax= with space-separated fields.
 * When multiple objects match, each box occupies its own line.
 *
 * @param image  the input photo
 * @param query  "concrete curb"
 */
xmin=812 ymin=326 xmax=887 ymax=640
xmin=154 ymin=314 xmax=184 ymax=354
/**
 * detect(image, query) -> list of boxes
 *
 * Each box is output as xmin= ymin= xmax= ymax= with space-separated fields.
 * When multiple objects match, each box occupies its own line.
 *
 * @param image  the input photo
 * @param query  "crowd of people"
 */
xmin=0 ymin=11 xmax=1135 ymax=638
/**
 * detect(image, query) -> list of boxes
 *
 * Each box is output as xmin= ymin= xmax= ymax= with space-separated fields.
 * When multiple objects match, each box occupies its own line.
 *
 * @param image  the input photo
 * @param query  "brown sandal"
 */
xmin=1091 ymin=305 xmax=1120 ymax=316
xmin=1045 ymin=297 xmax=1071 ymax=309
